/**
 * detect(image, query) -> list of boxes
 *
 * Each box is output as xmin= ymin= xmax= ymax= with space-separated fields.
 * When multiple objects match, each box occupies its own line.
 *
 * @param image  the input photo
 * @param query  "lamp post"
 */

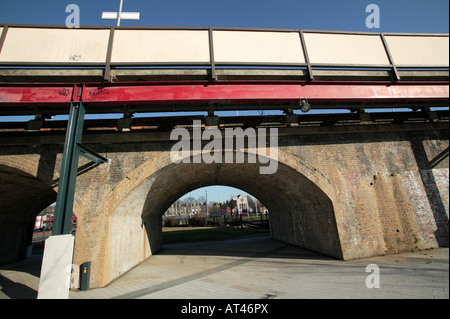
xmin=205 ymin=190 xmax=208 ymax=217
xmin=102 ymin=0 xmax=140 ymax=26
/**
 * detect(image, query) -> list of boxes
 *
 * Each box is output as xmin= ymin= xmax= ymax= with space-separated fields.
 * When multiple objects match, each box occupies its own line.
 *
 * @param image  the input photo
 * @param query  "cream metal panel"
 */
xmin=0 ymin=28 xmax=110 ymax=63
xmin=213 ymin=31 xmax=305 ymax=64
xmin=385 ymin=35 xmax=449 ymax=67
xmin=304 ymin=33 xmax=391 ymax=66
xmin=111 ymin=30 xmax=210 ymax=63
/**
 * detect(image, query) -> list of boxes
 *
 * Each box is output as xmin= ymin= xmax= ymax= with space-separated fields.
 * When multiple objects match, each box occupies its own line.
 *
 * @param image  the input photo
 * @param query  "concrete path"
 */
xmin=1 ymin=234 xmax=448 ymax=299
xmin=71 ymin=234 xmax=448 ymax=299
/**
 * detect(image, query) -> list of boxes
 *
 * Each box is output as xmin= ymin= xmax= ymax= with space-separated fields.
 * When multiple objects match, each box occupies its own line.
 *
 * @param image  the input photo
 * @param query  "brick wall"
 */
xmin=0 ymin=128 xmax=448 ymax=287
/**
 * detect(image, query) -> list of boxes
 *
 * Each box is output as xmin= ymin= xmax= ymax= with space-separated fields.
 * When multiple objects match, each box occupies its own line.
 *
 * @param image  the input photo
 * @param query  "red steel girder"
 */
xmin=81 ymin=82 xmax=449 ymax=105
xmin=0 ymin=84 xmax=79 ymax=105
xmin=0 ymin=82 xmax=448 ymax=109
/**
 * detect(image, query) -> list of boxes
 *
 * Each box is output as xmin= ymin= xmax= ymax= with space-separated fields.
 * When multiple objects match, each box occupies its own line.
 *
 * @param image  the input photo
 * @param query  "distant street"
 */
xmin=31 ymin=230 xmax=51 ymax=244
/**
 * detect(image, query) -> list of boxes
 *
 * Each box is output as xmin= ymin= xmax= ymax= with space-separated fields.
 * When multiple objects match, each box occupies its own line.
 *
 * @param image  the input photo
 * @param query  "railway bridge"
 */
xmin=0 ymin=25 xmax=448 ymax=290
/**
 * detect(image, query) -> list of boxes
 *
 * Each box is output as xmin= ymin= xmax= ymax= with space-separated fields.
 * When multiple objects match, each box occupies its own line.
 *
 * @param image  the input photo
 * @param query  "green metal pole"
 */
xmin=52 ymin=102 xmax=86 ymax=236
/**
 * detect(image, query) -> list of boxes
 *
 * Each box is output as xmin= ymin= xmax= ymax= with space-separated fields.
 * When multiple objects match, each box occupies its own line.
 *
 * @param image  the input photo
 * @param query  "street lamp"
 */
xmin=102 ymin=0 xmax=140 ymax=26
xmin=205 ymin=190 xmax=208 ymax=217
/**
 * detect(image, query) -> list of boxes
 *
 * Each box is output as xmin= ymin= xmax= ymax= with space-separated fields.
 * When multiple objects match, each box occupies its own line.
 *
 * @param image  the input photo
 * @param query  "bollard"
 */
xmin=80 ymin=262 xmax=91 ymax=291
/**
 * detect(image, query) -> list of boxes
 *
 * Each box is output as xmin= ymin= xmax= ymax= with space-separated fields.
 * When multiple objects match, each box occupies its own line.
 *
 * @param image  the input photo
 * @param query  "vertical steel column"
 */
xmin=380 ymin=33 xmax=401 ymax=81
xmin=0 ymin=25 xmax=9 ymax=55
xmin=104 ymin=27 xmax=116 ymax=82
xmin=299 ymin=30 xmax=314 ymax=82
xmin=208 ymin=28 xmax=217 ymax=81
xmin=52 ymin=101 xmax=86 ymax=236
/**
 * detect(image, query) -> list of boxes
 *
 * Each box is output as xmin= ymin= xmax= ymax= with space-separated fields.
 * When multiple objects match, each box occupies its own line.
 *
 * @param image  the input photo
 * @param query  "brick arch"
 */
xmin=86 ymin=149 xmax=344 ymax=287
xmin=0 ymin=165 xmax=57 ymax=265
xmin=0 ymin=155 xmax=43 ymax=185
xmin=139 ymin=157 xmax=342 ymax=256
xmin=104 ymin=148 xmax=339 ymax=218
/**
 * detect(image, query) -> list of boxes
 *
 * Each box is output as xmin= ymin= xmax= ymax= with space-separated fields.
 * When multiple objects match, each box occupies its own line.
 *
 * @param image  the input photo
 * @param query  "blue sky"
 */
xmin=0 ymin=0 xmax=448 ymax=33
xmin=0 ymin=0 xmax=448 ymax=203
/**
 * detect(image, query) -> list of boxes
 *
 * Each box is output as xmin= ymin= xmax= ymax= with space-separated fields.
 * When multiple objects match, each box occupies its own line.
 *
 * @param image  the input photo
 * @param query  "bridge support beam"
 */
xmin=39 ymin=100 xmax=107 ymax=298
xmin=52 ymin=102 xmax=86 ymax=236
xmin=52 ymin=101 xmax=108 ymax=235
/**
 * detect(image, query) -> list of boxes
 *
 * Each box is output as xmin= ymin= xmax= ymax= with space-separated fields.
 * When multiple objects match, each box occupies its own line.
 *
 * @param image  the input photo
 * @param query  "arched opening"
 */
xmin=161 ymin=186 xmax=270 ymax=244
xmin=0 ymin=165 xmax=57 ymax=265
xmin=31 ymin=203 xmax=78 ymax=246
xmin=100 ymin=150 xmax=344 ymax=286
xmin=138 ymin=159 xmax=342 ymax=260
xmin=31 ymin=203 xmax=54 ymax=246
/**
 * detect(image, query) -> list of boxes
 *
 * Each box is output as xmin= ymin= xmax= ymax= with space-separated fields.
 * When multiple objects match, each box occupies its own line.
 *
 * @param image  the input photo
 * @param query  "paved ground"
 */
xmin=1 ymin=233 xmax=448 ymax=299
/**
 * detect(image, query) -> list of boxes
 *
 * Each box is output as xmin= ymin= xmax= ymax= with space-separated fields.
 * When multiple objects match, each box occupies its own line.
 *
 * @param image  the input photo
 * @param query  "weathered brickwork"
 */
xmin=0 ymin=128 xmax=448 ymax=288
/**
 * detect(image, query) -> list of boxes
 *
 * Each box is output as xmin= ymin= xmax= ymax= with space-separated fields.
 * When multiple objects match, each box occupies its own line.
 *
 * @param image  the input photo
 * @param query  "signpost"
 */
xmin=102 ymin=0 xmax=140 ymax=26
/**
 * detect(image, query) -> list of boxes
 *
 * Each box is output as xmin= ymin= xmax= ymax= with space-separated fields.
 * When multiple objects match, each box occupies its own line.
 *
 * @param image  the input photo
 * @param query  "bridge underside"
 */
xmin=0 ymin=66 xmax=448 ymax=83
xmin=0 ymin=165 xmax=56 ymax=264
xmin=104 ymin=152 xmax=342 ymax=283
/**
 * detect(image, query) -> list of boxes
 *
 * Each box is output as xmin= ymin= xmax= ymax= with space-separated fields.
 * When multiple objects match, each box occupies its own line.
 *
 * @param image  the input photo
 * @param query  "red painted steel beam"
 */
xmin=0 ymin=82 xmax=448 ymax=111
xmin=0 ymin=85 xmax=77 ymax=105
xmin=81 ymin=82 xmax=449 ymax=105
